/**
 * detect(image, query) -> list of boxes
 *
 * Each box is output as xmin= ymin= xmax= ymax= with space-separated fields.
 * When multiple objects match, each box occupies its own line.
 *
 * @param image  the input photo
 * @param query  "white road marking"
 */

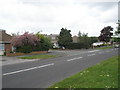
xmin=87 ymin=53 xmax=96 ymax=56
xmin=67 ymin=57 xmax=83 ymax=61
xmin=106 ymin=51 xmax=110 ymax=52
xmin=68 ymin=53 xmax=85 ymax=56
xmin=3 ymin=63 xmax=54 ymax=76
xmin=98 ymin=52 xmax=104 ymax=54
xmin=88 ymin=50 xmax=99 ymax=53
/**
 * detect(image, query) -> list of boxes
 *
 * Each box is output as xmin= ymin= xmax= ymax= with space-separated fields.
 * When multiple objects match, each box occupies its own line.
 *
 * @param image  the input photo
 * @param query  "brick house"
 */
xmin=0 ymin=30 xmax=12 ymax=55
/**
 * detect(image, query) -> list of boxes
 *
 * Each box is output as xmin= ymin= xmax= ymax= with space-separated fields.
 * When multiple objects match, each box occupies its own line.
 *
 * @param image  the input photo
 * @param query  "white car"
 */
xmin=114 ymin=44 xmax=120 ymax=48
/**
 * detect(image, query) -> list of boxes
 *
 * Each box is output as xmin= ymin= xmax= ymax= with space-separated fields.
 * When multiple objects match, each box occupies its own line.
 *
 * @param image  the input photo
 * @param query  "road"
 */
xmin=2 ymin=48 xmax=119 ymax=88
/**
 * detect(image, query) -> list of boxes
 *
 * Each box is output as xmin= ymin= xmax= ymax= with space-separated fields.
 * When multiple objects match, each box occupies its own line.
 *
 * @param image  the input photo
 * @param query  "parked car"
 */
xmin=114 ymin=44 xmax=120 ymax=48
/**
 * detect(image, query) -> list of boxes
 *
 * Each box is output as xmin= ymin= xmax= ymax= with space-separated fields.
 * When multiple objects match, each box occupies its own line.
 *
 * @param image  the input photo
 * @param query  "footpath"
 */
xmin=0 ymin=50 xmax=66 ymax=66
xmin=0 ymin=49 xmax=93 ymax=66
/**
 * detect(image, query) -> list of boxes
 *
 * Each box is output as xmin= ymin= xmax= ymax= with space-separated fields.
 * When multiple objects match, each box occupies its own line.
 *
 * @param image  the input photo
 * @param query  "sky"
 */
xmin=0 ymin=0 xmax=119 ymax=36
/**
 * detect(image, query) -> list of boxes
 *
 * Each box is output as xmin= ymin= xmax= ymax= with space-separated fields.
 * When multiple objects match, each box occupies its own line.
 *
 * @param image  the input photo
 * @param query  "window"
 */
xmin=0 ymin=44 xmax=5 ymax=51
xmin=52 ymin=37 xmax=56 ymax=40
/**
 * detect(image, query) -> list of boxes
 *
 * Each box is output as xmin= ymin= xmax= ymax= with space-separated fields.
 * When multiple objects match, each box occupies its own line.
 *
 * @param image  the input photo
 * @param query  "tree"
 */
xmin=11 ymin=32 xmax=39 ymax=53
xmin=99 ymin=26 xmax=113 ymax=42
xmin=78 ymin=33 xmax=91 ymax=49
xmin=115 ymin=20 xmax=120 ymax=35
xmin=35 ymin=32 xmax=52 ymax=51
xmin=78 ymin=31 xmax=81 ymax=37
xmin=90 ymin=37 xmax=98 ymax=44
xmin=113 ymin=21 xmax=120 ymax=43
xmin=58 ymin=28 xmax=73 ymax=48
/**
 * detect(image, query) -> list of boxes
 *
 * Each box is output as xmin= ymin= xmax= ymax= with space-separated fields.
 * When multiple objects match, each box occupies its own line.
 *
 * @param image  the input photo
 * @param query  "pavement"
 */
xmin=1 ymin=49 xmax=93 ymax=66
xmin=2 ymin=48 xmax=119 ymax=88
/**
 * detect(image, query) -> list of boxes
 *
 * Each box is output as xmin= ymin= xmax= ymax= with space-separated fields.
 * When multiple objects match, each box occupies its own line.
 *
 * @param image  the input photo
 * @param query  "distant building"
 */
xmin=0 ymin=30 xmax=13 ymax=55
xmin=47 ymin=34 xmax=59 ymax=48
xmin=72 ymin=36 xmax=79 ymax=43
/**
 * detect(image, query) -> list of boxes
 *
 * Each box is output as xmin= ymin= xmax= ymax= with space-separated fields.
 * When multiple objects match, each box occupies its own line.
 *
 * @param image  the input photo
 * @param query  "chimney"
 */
xmin=0 ymin=29 xmax=6 ymax=33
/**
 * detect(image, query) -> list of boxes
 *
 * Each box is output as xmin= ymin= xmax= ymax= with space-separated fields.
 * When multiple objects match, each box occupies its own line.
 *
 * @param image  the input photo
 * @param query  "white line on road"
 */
xmin=3 ymin=63 xmax=54 ymax=76
xmin=98 ymin=52 xmax=104 ymax=54
xmin=67 ymin=57 xmax=83 ymax=61
xmin=106 ymin=51 xmax=110 ymax=52
xmin=87 ymin=53 xmax=96 ymax=56
xmin=88 ymin=50 xmax=99 ymax=53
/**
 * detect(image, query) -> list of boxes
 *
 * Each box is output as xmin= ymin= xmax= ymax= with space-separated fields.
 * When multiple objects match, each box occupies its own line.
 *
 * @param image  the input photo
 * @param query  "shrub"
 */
xmin=11 ymin=32 xmax=39 ymax=53
xmin=16 ymin=45 xmax=33 ymax=53
xmin=4 ymin=51 xmax=6 ymax=56
xmin=34 ymin=33 xmax=52 ymax=51
xmin=11 ymin=32 xmax=52 ymax=53
xmin=11 ymin=32 xmax=39 ymax=47
xmin=66 ymin=43 xmax=82 ymax=49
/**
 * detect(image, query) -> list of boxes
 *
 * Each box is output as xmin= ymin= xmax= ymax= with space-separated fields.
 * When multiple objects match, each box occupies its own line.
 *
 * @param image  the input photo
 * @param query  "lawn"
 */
xmin=18 ymin=54 xmax=58 ymax=59
xmin=49 ymin=55 xmax=118 ymax=88
xmin=95 ymin=46 xmax=113 ymax=50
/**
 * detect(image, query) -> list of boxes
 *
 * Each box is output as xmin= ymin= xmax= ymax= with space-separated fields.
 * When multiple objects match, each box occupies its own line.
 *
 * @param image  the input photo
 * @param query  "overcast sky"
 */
xmin=0 ymin=0 xmax=119 ymax=36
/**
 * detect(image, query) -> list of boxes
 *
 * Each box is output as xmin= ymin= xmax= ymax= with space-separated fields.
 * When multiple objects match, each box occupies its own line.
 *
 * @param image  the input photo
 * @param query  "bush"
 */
xmin=66 ymin=42 xmax=91 ymax=49
xmin=34 ymin=33 xmax=52 ymax=51
xmin=66 ymin=43 xmax=82 ymax=49
xmin=11 ymin=32 xmax=52 ymax=53
xmin=4 ymin=51 xmax=6 ymax=56
xmin=16 ymin=45 xmax=33 ymax=53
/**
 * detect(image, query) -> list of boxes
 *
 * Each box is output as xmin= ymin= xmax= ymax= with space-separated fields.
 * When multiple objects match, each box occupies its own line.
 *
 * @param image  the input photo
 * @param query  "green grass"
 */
xmin=49 ymin=56 xmax=118 ymax=88
xmin=18 ymin=54 xmax=58 ymax=59
xmin=95 ymin=46 xmax=113 ymax=50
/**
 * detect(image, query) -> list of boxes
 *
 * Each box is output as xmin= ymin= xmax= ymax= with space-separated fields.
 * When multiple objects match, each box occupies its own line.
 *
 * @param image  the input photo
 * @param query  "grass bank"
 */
xmin=49 ymin=55 xmax=118 ymax=88
xmin=18 ymin=54 xmax=58 ymax=59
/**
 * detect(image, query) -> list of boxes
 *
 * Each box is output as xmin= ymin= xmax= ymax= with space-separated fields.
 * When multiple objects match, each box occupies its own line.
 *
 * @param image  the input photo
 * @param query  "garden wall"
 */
xmin=6 ymin=51 xmax=48 ymax=56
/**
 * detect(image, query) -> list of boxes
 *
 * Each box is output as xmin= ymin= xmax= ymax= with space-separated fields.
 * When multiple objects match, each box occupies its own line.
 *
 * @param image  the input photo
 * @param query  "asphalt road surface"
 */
xmin=2 ymin=48 xmax=119 ymax=88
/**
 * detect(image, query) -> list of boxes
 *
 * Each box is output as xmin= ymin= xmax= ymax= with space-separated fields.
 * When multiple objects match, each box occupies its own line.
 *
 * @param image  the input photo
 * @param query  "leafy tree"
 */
xmin=58 ymin=28 xmax=73 ymax=48
xmin=11 ymin=32 xmax=39 ymax=53
xmin=115 ymin=21 xmax=120 ymax=35
xmin=11 ymin=32 xmax=39 ymax=47
xmin=99 ymin=26 xmax=113 ymax=42
xmin=35 ymin=32 xmax=52 ymax=51
xmin=90 ymin=37 xmax=98 ymax=44
xmin=78 ymin=31 xmax=81 ymax=37
xmin=113 ymin=37 xmax=120 ymax=43
xmin=78 ymin=33 xmax=91 ymax=49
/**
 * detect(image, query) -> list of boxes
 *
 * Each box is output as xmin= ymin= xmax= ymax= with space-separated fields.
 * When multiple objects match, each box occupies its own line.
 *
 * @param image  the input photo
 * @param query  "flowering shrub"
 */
xmin=11 ymin=32 xmax=52 ymax=53
xmin=11 ymin=32 xmax=39 ymax=53
xmin=11 ymin=32 xmax=39 ymax=47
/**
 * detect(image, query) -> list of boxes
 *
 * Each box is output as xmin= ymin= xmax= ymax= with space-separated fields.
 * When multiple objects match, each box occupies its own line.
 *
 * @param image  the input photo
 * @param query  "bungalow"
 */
xmin=0 ymin=30 xmax=12 ymax=55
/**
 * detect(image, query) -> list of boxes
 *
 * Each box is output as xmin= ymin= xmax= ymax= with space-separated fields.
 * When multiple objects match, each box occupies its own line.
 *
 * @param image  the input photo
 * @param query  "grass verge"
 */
xmin=18 ymin=54 xmax=58 ymax=59
xmin=49 ymin=55 xmax=118 ymax=88
xmin=95 ymin=46 xmax=113 ymax=50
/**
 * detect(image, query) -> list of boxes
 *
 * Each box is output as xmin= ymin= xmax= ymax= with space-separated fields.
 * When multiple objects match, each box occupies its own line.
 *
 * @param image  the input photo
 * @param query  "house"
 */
xmin=46 ymin=34 xmax=59 ymax=48
xmin=0 ymin=30 xmax=12 ymax=55
xmin=46 ymin=35 xmax=80 ymax=48
xmin=72 ymin=36 xmax=79 ymax=43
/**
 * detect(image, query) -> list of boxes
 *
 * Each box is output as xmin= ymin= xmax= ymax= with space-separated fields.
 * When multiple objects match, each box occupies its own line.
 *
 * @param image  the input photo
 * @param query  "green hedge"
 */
xmin=66 ymin=42 xmax=91 ymax=49
xmin=65 ymin=43 xmax=90 ymax=49
xmin=16 ymin=45 xmax=33 ymax=53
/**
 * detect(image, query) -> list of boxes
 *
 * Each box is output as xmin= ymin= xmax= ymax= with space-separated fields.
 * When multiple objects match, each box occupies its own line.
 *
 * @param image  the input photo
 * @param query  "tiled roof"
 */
xmin=0 ymin=30 xmax=12 ymax=42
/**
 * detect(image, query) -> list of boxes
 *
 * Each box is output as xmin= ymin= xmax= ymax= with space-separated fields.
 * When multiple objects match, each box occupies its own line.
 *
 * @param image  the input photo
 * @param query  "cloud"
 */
xmin=83 ymin=2 xmax=117 ymax=10
xmin=0 ymin=0 xmax=118 ymax=36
